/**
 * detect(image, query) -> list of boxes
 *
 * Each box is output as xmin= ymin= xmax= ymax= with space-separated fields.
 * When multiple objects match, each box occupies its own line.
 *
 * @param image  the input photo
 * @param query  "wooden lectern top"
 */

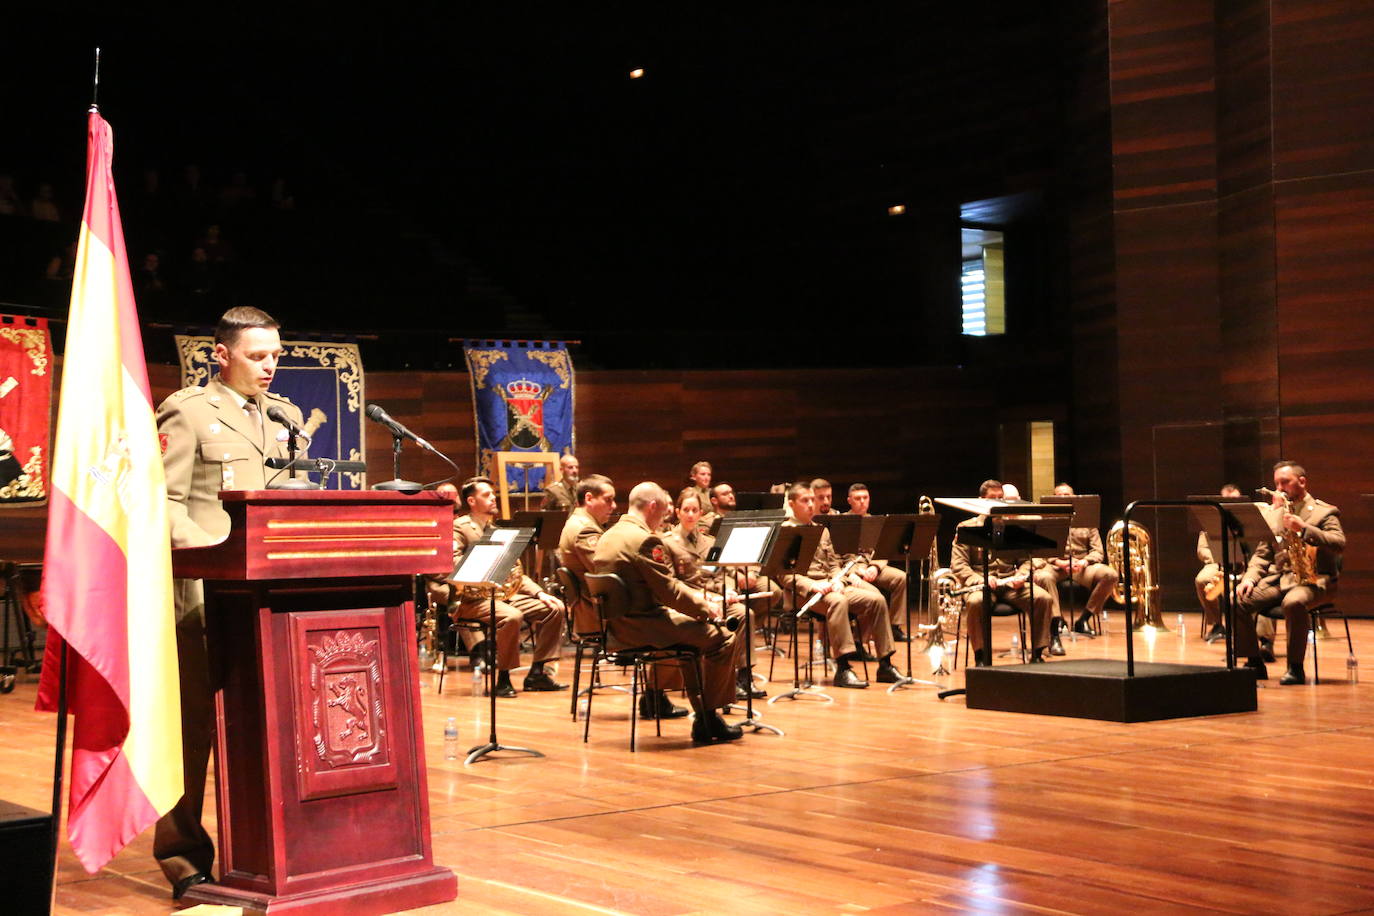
xmin=172 ymin=489 xmax=454 ymax=581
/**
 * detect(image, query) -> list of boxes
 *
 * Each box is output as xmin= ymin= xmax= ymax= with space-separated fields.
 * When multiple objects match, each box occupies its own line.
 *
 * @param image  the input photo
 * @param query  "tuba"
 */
xmin=1106 ymin=519 xmax=1166 ymax=630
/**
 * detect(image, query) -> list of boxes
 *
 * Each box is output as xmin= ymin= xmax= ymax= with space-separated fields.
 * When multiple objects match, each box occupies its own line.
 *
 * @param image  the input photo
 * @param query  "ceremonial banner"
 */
xmin=463 ymin=340 xmax=575 ymax=491
xmin=36 ymin=110 xmax=182 ymax=873
xmin=0 ymin=313 xmax=53 ymax=506
xmin=175 ymin=335 xmax=366 ymax=489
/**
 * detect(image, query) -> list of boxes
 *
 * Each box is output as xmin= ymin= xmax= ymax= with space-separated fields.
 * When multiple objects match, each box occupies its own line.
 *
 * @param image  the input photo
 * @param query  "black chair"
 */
xmin=583 ymin=572 xmax=704 ymax=751
xmin=1257 ymin=558 xmax=1354 ymax=684
xmin=558 ymin=566 xmax=628 ymax=719
xmin=1056 ymin=578 xmax=1099 ymax=634
xmin=956 ymin=596 xmax=1028 ymax=666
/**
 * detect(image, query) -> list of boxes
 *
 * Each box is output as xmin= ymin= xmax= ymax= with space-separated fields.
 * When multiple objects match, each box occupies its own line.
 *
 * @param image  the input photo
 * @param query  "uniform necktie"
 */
xmin=244 ymin=399 xmax=264 ymax=446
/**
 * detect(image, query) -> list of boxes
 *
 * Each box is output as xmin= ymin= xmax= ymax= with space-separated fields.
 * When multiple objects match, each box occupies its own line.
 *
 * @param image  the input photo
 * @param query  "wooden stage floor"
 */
xmin=6 ymin=612 xmax=1374 ymax=915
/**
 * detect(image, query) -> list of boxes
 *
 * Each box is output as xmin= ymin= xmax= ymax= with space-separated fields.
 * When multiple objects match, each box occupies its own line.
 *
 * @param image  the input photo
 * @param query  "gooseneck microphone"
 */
xmin=265 ymin=405 xmax=307 ymax=440
xmin=365 ymin=403 xmax=433 ymax=451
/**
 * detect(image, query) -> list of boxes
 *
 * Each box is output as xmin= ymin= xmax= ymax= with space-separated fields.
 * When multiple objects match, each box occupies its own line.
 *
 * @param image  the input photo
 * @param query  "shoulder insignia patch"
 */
xmin=651 ymin=544 xmax=667 ymax=565
xmin=158 ymin=433 xmax=169 ymax=455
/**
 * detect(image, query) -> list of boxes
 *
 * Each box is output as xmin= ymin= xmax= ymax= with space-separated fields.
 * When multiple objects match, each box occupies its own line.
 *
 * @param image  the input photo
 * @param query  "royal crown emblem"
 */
xmin=498 ymin=378 xmax=551 ymax=450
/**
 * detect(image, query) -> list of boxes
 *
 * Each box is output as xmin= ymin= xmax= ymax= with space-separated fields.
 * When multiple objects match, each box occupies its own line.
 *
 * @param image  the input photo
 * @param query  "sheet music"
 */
xmin=717 ymin=525 xmax=771 ymax=565
xmin=451 ymin=544 xmax=506 ymax=584
xmin=488 ymin=528 xmax=520 ymax=544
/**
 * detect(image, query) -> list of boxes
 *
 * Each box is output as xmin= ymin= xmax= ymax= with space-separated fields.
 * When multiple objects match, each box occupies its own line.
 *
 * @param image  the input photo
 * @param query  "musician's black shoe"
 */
xmin=1030 ymin=647 xmax=1047 ymax=663
xmin=833 ymin=667 xmax=869 ymax=689
xmin=1204 ymin=625 xmax=1227 ymax=644
xmin=1244 ymin=657 xmax=1269 ymax=680
xmin=522 ymin=670 xmax=568 ymax=692
xmin=973 ymin=648 xmax=993 ymax=667
xmin=1049 ymin=620 xmax=1066 ymax=656
xmin=1259 ymin=637 xmax=1277 ymax=663
xmin=1280 ymin=666 xmax=1307 ymax=686
xmin=639 ymin=689 xmax=690 ymax=720
xmin=735 ymin=669 xmax=766 ymax=700
xmin=892 ymin=625 xmax=911 ymax=643
xmin=1072 ymin=612 xmax=1095 ymax=635
xmin=692 ymin=712 xmax=744 ymax=744
xmin=488 ymin=680 xmax=517 ymax=699
xmin=172 ymin=872 xmax=213 ymax=900
xmin=468 ymin=639 xmax=491 ymax=668
xmin=875 ymin=661 xmax=904 ymax=683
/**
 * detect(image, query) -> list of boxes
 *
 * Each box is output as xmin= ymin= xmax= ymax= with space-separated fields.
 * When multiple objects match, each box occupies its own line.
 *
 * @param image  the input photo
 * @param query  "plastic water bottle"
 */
xmin=1010 ymin=633 xmax=1020 ymax=654
xmin=1177 ymin=613 xmax=1186 ymax=639
xmin=577 ymin=696 xmax=590 ymax=720
xmin=443 ymin=717 xmax=459 ymax=760
xmin=471 ymin=660 xmax=484 ymax=696
xmin=1348 ymin=654 xmax=1359 ymax=684
xmin=812 ymin=636 xmax=824 ymax=662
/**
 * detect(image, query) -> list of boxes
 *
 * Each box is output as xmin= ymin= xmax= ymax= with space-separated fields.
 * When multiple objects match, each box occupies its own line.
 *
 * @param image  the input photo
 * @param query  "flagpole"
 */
xmin=91 ymin=47 xmax=101 ymax=111
xmin=49 ymin=643 xmax=70 ymax=909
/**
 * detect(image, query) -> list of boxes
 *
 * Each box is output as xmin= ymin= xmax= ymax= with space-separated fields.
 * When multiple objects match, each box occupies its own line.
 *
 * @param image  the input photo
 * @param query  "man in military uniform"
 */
xmin=841 ymin=482 xmax=911 ymax=644
xmin=1194 ymin=483 xmax=1248 ymax=644
xmin=447 ymin=476 xmax=568 ymax=697
xmin=592 ymin=482 xmax=742 ymax=743
xmin=155 ymin=306 xmax=305 ymax=899
xmin=951 ymin=479 xmax=1055 ymax=666
xmin=1033 ymin=483 xmax=1118 ymax=649
xmin=697 ymin=480 xmax=736 ymax=535
xmin=778 ymin=482 xmax=900 ymax=688
xmin=810 ymin=477 xmax=840 ymax=516
xmin=557 ymin=474 xmax=616 ymax=635
xmin=539 ymin=453 xmax=580 ymax=515
xmin=688 ymin=460 xmax=712 ymax=510
xmin=1236 ymin=461 xmax=1345 ymax=685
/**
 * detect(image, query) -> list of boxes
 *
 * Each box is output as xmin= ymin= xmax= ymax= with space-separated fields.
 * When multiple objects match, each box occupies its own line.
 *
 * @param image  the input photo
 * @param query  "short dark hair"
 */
xmin=979 ymin=478 xmax=1003 ymax=498
xmin=1273 ymin=460 xmax=1307 ymax=478
xmin=576 ymin=474 xmax=612 ymax=503
xmin=215 ymin=306 xmax=279 ymax=347
xmin=848 ymin=482 xmax=869 ymax=494
xmin=808 ymin=477 xmax=832 ymax=491
xmin=461 ymin=475 xmax=493 ymax=504
xmin=786 ymin=482 xmax=812 ymax=502
xmin=677 ymin=487 xmax=702 ymax=509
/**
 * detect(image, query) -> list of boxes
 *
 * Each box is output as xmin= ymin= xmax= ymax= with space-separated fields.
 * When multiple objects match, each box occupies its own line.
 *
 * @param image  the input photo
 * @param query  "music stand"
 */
xmin=933 ymin=499 xmax=1071 ymax=700
xmin=868 ymin=514 xmax=941 ymax=693
xmin=756 ymin=525 xmax=829 ymax=704
xmin=708 ymin=517 xmax=786 ymax=736
xmin=508 ymin=509 xmax=569 ymax=585
xmin=449 ymin=527 xmax=545 ymax=764
xmin=736 ymin=491 xmax=786 ymax=511
xmin=1189 ymin=497 xmax=1272 ymax=667
xmin=1038 ymin=494 xmax=1101 ymax=638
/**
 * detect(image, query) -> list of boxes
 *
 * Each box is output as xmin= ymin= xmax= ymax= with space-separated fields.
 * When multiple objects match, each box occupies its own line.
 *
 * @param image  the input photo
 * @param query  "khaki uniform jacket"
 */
xmin=592 ymin=514 xmax=710 ymax=620
xmin=1241 ymin=494 xmax=1344 ymax=592
xmin=540 ymin=479 xmax=576 ymax=514
xmin=1034 ymin=527 xmax=1104 ymax=568
xmin=775 ymin=519 xmax=843 ymax=599
xmin=449 ymin=515 xmax=541 ymax=607
xmin=158 ymin=376 xmax=303 ymax=548
xmin=558 ymin=507 xmax=604 ymax=579
xmin=951 ymin=516 xmax=1033 ymax=586
xmin=661 ymin=527 xmax=722 ymax=590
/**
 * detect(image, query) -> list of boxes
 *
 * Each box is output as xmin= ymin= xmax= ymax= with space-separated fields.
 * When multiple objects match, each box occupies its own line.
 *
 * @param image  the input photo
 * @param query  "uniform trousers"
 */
xmin=806 ymin=582 xmax=893 ymax=660
xmin=607 ymin=610 xmax=737 ymax=713
xmin=963 ymin=582 xmax=1054 ymax=651
xmin=1237 ymin=581 xmax=1328 ymax=668
xmin=1033 ymin=563 xmax=1117 ymax=616
xmin=456 ymin=593 xmax=564 ymax=670
xmin=1193 ymin=565 xmax=1273 ymax=639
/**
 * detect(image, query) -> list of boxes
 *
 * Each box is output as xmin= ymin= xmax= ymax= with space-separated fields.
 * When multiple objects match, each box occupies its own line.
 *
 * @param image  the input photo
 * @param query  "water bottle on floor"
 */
xmin=1348 ymin=654 xmax=1359 ymax=684
xmin=1177 ymin=613 xmax=1185 ymax=639
xmin=443 ymin=717 xmax=459 ymax=760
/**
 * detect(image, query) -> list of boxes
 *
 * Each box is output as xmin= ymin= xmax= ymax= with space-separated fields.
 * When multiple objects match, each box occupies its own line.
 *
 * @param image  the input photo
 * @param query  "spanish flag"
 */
xmin=36 ymin=110 xmax=182 ymax=874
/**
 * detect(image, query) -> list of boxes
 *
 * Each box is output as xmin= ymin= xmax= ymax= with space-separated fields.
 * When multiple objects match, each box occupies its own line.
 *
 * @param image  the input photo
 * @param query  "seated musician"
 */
xmin=777 ymin=482 xmax=902 ymax=688
xmin=557 ymin=474 xmax=617 ymax=636
xmin=446 ymin=476 xmax=568 ymax=697
xmin=1235 ymin=461 xmax=1345 ymax=685
xmin=539 ymin=453 xmax=581 ymax=515
xmin=688 ymin=460 xmax=713 ymax=512
xmin=842 ymin=482 xmax=911 ymax=644
xmin=697 ymin=480 xmax=736 ymax=535
xmin=422 ymin=482 xmax=461 ymax=668
xmin=1032 ymin=482 xmax=1117 ymax=644
xmin=592 ymin=482 xmax=742 ymax=743
xmin=810 ymin=477 xmax=840 ymax=516
xmin=951 ymin=479 xmax=1055 ymax=666
xmin=663 ymin=487 xmax=776 ymax=700
xmin=1194 ymin=483 xmax=1246 ymax=644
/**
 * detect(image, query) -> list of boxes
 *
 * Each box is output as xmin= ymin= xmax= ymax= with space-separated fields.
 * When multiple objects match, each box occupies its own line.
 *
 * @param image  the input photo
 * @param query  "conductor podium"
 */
xmin=172 ymin=490 xmax=458 ymax=915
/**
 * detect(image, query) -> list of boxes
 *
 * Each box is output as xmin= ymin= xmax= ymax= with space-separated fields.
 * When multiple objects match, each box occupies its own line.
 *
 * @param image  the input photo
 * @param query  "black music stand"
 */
xmin=450 ymin=527 xmax=545 ymax=764
xmin=935 ymin=499 xmax=1071 ymax=700
xmin=736 ymin=491 xmax=786 ymax=511
xmin=708 ymin=517 xmax=786 ymax=736
xmin=1189 ymin=497 xmax=1271 ymax=667
xmin=508 ymin=509 xmax=569 ymax=586
xmin=1039 ymin=494 xmax=1101 ymax=639
xmin=870 ymin=514 xmax=941 ymax=693
xmin=759 ymin=524 xmax=829 ymax=704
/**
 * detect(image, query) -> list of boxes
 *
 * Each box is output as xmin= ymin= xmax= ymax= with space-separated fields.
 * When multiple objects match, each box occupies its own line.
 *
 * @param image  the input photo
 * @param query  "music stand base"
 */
xmin=740 ymin=717 xmax=784 ymax=736
xmin=886 ymin=674 xmax=943 ymax=693
xmin=768 ymin=685 xmax=833 ymax=704
xmin=465 ymin=742 xmax=545 ymax=766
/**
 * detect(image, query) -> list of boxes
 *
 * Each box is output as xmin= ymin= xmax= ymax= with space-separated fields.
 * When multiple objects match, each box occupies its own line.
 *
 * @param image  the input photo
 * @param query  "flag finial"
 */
xmin=90 ymin=47 xmax=101 ymax=112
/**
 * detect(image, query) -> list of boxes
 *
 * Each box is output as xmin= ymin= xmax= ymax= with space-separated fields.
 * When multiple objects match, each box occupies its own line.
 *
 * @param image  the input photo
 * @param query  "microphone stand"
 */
xmin=268 ymin=425 xmax=317 ymax=490
xmin=373 ymin=434 xmax=423 ymax=493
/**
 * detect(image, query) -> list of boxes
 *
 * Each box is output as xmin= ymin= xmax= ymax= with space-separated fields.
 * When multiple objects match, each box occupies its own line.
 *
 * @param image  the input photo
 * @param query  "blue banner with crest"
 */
xmin=463 ymin=340 xmax=575 ymax=492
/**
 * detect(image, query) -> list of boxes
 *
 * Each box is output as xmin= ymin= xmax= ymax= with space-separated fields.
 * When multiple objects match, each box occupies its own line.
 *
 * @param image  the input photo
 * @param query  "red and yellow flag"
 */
xmin=37 ymin=110 xmax=182 ymax=874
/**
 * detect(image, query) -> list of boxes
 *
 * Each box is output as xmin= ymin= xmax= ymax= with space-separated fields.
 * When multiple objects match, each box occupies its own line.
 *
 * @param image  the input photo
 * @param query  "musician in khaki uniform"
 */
xmin=951 ymin=480 xmax=1055 ymax=665
xmin=842 ymin=482 xmax=910 ymax=643
xmin=592 ymin=482 xmax=742 ymax=744
xmin=557 ymin=474 xmax=616 ymax=635
xmin=1033 ymin=483 xmax=1118 ymax=641
xmin=777 ymin=483 xmax=900 ymax=688
xmin=1193 ymin=483 xmax=1256 ymax=644
xmin=1236 ymin=461 xmax=1345 ymax=685
xmin=539 ymin=453 xmax=580 ymax=515
xmin=810 ymin=477 xmax=840 ymax=516
xmin=447 ymin=476 xmax=567 ymax=697
xmin=155 ymin=307 xmax=304 ymax=899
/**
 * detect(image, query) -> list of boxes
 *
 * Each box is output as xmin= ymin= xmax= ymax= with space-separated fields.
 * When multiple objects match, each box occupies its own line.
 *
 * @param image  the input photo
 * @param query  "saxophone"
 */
xmin=1260 ymin=488 xmax=1319 ymax=586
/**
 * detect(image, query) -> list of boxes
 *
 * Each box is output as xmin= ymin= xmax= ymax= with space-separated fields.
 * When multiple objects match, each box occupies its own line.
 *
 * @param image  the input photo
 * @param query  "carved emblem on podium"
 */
xmin=307 ymin=629 xmax=388 ymax=768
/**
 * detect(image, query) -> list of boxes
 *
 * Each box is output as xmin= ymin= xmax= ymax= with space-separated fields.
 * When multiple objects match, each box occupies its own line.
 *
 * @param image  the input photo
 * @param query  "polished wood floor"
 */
xmin=6 ymin=612 xmax=1374 ymax=915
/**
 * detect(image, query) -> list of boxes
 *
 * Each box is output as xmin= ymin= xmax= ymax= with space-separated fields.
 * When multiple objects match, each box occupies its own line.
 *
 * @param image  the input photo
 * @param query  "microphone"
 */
xmin=265 ymin=405 xmax=308 ymax=441
xmin=365 ymin=403 xmax=433 ymax=451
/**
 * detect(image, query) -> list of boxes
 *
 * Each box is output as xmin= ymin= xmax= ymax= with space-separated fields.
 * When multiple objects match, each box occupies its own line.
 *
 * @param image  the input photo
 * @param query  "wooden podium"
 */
xmin=172 ymin=490 xmax=458 ymax=915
